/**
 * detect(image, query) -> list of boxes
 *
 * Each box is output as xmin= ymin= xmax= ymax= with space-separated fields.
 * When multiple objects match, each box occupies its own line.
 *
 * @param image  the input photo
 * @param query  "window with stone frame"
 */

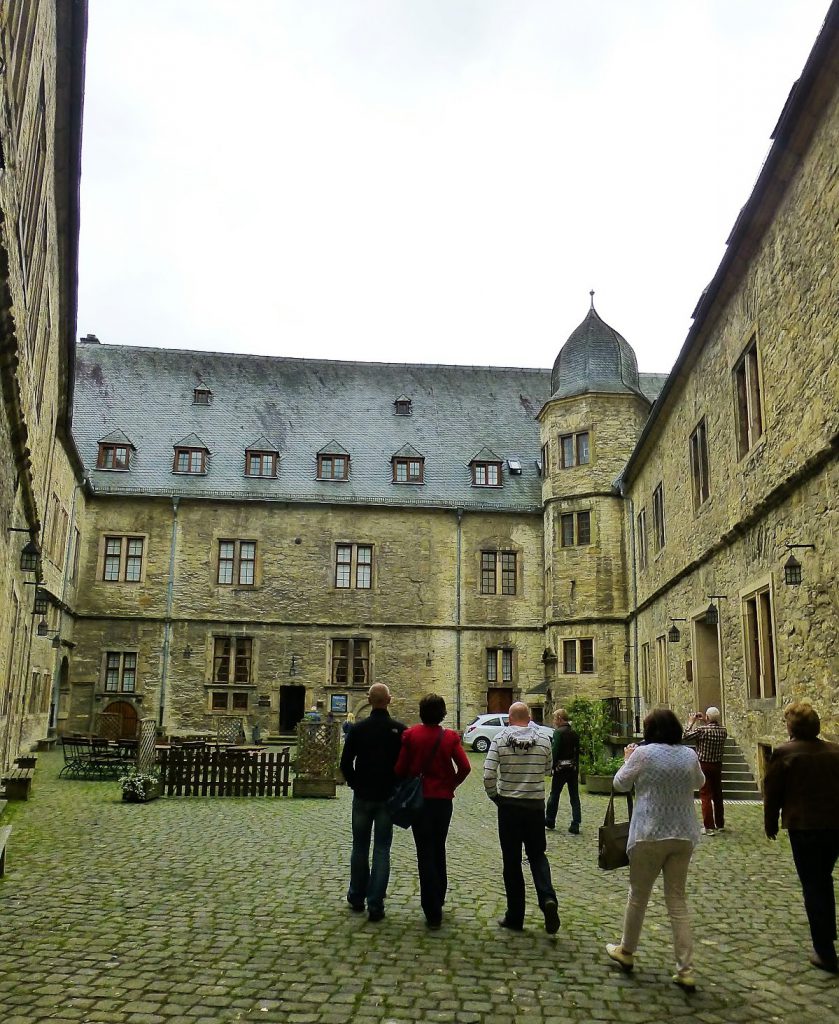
xmin=743 ymin=584 xmax=777 ymax=700
xmin=734 ymin=335 xmax=764 ymax=459
xmin=104 ymin=651 xmax=137 ymax=693
xmin=562 ymin=638 xmax=595 ymax=674
xmin=559 ymin=431 xmax=591 ymax=468
xmin=472 ymin=461 xmax=502 ymax=487
xmin=102 ymin=535 xmax=145 ymax=582
xmin=652 ymin=483 xmax=665 ymax=552
xmin=480 ymin=550 xmax=517 ymax=595
xmin=560 ymin=510 xmax=591 ymax=547
xmin=636 ymin=508 xmax=648 ymax=570
xmin=213 ymin=637 xmax=253 ymax=683
xmin=193 ymin=387 xmax=213 ymax=405
xmin=392 ymin=457 xmax=424 ymax=483
xmin=217 ymin=540 xmax=257 ymax=586
xmin=655 ymin=635 xmax=668 ymax=705
xmin=335 ymin=544 xmax=373 ymax=589
xmin=541 ymin=441 xmax=550 ymax=477
xmin=173 ymin=447 xmax=206 ymax=474
xmin=689 ymin=418 xmax=711 ymax=511
xmin=640 ymin=642 xmax=652 ymax=705
xmin=209 ymin=690 xmax=249 ymax=712
xmin=317 ymin=454 xmax=349 ymax=480
xmin=245 ymin=450 xmax=278 ymax=478
xmin=486 ymin=648 xmax=514 ymax=683
xmin=97 ymin=443 xmax=130 ymax=471
xmin=331 ymin=639 xmax=370 ymax=685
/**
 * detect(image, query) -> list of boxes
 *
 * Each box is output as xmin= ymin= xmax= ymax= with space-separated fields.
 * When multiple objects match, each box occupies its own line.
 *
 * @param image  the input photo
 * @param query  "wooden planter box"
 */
xmin=585 ymin=774 xmax=616 ymax=794
xmin=293 ymin=777 xmax=336 ymax=799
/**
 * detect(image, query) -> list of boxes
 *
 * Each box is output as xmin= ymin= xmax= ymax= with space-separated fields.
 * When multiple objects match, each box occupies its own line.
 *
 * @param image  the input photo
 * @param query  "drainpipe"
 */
xmin=159 ymin=496 xmax=180 ymax=729
xmin=626 ymin=493 xmax=641 ymax=735
xmin=455 ymin=506 xmax=464 ymax=730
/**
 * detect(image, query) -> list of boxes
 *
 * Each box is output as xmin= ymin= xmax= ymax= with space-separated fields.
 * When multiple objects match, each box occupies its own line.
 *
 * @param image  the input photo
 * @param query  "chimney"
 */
xmin=80 ymin=333 xmax=100 ymax=344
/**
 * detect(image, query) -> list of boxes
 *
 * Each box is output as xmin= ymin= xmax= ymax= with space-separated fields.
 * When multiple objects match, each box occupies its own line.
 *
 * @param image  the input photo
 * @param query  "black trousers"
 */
xmin=497 ymin=801 xmax=556 ymax=928
xmin=789 ymin=828 xmax=839 ymax=964
xmin=411 ymin=798 xmax=453 ymax=924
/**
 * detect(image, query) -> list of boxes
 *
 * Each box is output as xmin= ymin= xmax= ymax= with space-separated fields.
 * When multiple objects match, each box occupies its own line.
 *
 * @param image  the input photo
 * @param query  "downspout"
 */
xmin=159 ymin=496 xmax=180 ymax=729
xmin=455 ymin=506 xmax=464 ymax=730
xmin=626 ymin=493 xmax=641 ymax=735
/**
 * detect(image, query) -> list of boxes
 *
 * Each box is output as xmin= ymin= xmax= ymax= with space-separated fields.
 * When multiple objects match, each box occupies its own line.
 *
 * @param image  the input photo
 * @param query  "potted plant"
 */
xmin=120 ymin=768 xmax=161 ymax=803
xmin=565 ymin=696 xmax=611 ymax=783
xmin=583 ymin=754 xmax=625 ymax=794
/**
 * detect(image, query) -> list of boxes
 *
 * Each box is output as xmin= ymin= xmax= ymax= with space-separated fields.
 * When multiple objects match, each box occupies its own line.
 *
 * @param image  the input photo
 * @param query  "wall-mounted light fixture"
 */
xmin=20 ymin=539 xmax=41 ymax=573
xmin=668 ymin=618 xmax=687 ymax=643
xmin=290 ymin=655 xmax=300 ymax=677
xmin=183 ymin=645 xmax=193 ymax=659
xmin=425 ymin=652 xmax=432 ymax=667
xmin=704 ymin=595 xmax=727 ymax=626
xmin=33 ymin=587 xmax=49 ymax=616
xmin=783 ymin=543 xmax=815 ymax=586
xmin=623 ymin=645 xmax=635 ymax=665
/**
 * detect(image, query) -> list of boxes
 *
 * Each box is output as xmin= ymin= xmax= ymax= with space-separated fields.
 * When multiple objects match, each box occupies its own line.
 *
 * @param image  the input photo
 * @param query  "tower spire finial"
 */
xmin=589 ymin=289 xmax=595 ymax=309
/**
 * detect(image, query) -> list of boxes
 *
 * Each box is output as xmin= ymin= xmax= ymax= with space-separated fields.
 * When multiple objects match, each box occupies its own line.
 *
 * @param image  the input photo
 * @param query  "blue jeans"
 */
xmin=348 ymin=796 xmax=394 ymax=912
xmin=545 ymin=768 xmax=581 ymax=829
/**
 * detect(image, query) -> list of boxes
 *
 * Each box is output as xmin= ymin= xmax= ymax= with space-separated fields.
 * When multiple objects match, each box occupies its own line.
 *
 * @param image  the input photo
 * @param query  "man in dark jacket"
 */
xmin=339 ymin=683 xmax=406 ymax=922
xmin=764 ymin=702 xmax=839 ymax=974
xmin=545 ymin=708 xmax=581 ymax=834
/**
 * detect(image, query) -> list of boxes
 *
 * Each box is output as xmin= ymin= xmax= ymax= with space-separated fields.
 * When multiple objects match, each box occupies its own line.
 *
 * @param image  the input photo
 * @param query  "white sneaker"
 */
xmin=701 ymin=827 xmax=717 ymax=835
xmin=606 ymin=943 xmax=635 ymax=972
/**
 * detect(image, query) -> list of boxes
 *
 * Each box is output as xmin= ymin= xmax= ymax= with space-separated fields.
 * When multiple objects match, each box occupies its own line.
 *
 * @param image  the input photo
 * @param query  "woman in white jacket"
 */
xmin=605 ymin=708 xmax=705 ymax=991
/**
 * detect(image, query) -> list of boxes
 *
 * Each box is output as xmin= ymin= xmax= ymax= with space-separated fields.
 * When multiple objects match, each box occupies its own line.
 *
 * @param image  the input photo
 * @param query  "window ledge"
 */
xmin=392 ymin=481 xmax=425 ymax=486
xmin=747 ymin=696 xmax=779 ymax=709
xmin=317 ymin=477 xmax=349 ymax=483
xmin=738 ymin=435 xmax=767 ymax=466
xmin=205 ymin=682 xmax=257 ymax=689
xmin=97 ymin=467 xmax=130 ymax=473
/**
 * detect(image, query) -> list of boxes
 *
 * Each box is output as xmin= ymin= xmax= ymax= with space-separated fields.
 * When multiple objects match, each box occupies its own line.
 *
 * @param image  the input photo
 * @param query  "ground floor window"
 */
xmin=562 ymin=638 xmax=594 ymax=674
xmin=486 ymin=648 xmax=514 ymax=683
xmin=210 ymin=690 xmax=250 ymax=712
xmin=331 ymin=638 xmax=370 ymax=685
xmin=104 ymin=651 xmax=137 ymax=692
xmin=213 ymin=637 xmax=253 ymax=683
xmin=743 ymin=585 xmax=776 ymax=699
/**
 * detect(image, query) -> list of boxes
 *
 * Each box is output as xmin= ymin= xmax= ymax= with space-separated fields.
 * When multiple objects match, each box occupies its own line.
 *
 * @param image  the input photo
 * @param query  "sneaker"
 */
xmin=347 ymin=897 xmax=365 ymax=913
xmin=367 ymin=908 xmax=385 ymax=923
xmin=701 ymin=827 xmax=717 ymax=835
xmin=543 ymin=899 xmax=560 ymax=935
xmin=568 ymin=824 xmax=580 ymax=835
xmin=715 ymin=826 xmax=725 ymax=833
xmin=606 ymin=943 xmax=635 ymax=972
xmin=497 ymin=917 xmax=524 ymax=931
xmin=673 ymin=971 xmax=697 ymax=992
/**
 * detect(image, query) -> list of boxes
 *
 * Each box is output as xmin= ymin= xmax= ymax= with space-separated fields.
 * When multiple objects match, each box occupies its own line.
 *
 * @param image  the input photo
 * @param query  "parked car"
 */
xmin=462 ymin=713 xmax=553 ymax=753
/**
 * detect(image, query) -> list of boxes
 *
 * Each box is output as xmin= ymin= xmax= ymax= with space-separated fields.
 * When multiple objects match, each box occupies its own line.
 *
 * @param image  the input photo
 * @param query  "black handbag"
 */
xmin=387 ymin=728 xmax=444 ymax=829
xmin=598 ymin=790 xmax=634 ymax=870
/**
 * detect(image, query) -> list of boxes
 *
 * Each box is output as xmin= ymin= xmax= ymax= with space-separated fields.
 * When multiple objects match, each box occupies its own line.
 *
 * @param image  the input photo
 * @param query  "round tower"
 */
xmin=539 ymin=298 xmax=651 ymax=711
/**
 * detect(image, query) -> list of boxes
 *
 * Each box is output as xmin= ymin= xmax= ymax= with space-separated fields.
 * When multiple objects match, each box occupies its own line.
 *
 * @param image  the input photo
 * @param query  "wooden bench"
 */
xmin=2 ymin=768 xmax=34 ymax=800
xmin=0 ymin=825 xmax=11 ymax=877
xmin=15 ymin=753 xmax=38 ymax=769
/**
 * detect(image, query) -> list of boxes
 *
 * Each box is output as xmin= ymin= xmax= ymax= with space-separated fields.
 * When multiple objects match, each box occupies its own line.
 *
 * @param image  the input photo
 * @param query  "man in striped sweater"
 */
xmin=483 ymin=702 xmax=560 ymax=934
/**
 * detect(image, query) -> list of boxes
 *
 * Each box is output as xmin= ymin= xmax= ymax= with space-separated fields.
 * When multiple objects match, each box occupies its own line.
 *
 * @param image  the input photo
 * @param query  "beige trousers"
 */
xmin=621 ymin=838 xmax=695 ymax=974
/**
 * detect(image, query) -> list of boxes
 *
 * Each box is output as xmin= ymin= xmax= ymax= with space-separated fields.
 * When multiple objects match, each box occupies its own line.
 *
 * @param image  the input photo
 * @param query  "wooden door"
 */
xmin=486 ymin=687 xmax=513 ymax=713
xmin=102 ymin=701 xmax=139 ymax=739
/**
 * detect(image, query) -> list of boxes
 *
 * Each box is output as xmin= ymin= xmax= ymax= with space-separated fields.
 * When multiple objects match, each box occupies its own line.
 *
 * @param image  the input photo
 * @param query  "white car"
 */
xmin=462 ymin=713 xmax=553 ymax=753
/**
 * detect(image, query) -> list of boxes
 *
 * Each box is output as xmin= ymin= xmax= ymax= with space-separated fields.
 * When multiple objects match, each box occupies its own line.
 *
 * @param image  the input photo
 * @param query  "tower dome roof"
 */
xmin=550 ymin=300 xmax=642 ymax=400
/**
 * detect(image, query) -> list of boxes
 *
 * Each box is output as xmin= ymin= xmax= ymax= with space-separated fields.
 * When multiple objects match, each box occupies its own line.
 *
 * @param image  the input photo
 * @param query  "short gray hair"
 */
xmin=705 ymin=706 xmax=721 ymax=723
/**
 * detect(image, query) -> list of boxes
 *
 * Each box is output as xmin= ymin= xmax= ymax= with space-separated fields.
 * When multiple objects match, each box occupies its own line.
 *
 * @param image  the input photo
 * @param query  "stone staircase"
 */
xmin=721 ymin=737 xmax=760 ymax=800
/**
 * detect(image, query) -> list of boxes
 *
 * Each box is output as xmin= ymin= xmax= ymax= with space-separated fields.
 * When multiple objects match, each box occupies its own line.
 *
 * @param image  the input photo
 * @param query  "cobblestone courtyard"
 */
xmin=1 ymin=752 xmax=837 ymax=1024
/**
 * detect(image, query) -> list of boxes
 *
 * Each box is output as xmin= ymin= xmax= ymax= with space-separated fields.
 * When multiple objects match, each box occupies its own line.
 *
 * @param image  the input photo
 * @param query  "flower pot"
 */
xmin=122 ymin=782 xmax=161 ymax=803
xmin=584 ymin=774 xmax=616 ymax=795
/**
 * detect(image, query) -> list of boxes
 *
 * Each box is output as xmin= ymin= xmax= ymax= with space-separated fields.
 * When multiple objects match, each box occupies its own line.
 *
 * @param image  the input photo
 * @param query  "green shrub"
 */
xmin=565 ymin=697 xmax=611 ymax=776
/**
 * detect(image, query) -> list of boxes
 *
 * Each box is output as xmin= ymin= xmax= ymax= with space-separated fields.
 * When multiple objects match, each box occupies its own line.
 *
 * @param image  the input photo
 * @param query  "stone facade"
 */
xmin=0 ymin=1 xmax=87 ymax=771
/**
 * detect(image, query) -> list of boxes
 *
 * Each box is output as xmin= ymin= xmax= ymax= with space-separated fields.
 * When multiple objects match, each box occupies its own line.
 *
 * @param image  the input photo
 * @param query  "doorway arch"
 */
xmin=101 ymin=701 xmax=139 ymax=739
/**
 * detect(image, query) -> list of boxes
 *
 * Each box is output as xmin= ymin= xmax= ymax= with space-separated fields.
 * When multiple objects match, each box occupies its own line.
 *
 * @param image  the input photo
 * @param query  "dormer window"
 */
xmin=193 ymin=387 xmax=213 ymax=406
xmin=318 ymin=454 xmax=349 ymax=480
xmin=96 ymin=430 xmax=135 ymax=471
xmin=97 ymin=444 xmax=130 ymax=471
xmin=393 ymin=458 xmax=423 ymax=482
xmin=244 ymin=437 xmax=280 ymax=479
xmin=394 ymin=395 xmax=412 ymax=416
xmin=469 ymin=447 xmax=503 ymax=487
xmin=246 ymin=451 xmax=278 ymax=478
xmin=172 ymin=433 xmax=210 ymax=474
xmin=317 ymin=441 xmax=350 ymax=481
xmin=174 ymin=448 xmax=206 ymax=474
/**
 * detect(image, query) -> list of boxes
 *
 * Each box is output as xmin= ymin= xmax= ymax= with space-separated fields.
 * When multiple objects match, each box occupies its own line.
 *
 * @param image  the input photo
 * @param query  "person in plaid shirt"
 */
xmin=685 ymin=707 xmax=727 ymax=834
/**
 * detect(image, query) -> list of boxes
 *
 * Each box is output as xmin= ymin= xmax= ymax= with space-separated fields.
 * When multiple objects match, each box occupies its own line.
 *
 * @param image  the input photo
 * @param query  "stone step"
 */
xmin=722 ymin=736 xmax=759 ymax=799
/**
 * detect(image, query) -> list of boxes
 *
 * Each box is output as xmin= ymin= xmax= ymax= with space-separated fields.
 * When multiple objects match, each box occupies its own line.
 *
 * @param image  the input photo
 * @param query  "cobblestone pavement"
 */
xmin=1 ymin=752 xmax=837 ymax=1024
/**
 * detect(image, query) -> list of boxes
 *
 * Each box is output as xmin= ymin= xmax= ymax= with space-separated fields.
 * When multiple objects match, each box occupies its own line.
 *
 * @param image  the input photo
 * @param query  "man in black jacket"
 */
xmin=545 ymin=708 xmax=581 ymax=834
xmin=339 ymin=683 xmax=406 ymax=922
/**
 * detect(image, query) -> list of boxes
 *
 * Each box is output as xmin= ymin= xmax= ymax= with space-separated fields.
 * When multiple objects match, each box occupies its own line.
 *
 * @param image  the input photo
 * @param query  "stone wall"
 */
xmin=625 ymin=59 xmax=839 ymax=771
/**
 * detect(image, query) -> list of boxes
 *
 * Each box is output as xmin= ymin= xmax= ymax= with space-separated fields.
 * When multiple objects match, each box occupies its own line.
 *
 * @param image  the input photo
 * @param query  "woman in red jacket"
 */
xmin=395 ymin=693 xmax=471 ymax=929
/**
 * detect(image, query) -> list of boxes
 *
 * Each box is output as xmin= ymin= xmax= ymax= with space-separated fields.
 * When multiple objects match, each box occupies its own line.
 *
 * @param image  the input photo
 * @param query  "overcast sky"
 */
xmin=77 ymin=0 xmax=831 ymax=374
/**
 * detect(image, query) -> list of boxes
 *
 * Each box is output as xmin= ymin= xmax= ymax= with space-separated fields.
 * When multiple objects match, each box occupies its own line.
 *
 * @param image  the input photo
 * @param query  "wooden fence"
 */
xmin=158 ymin=747 xmax=291 ymax=797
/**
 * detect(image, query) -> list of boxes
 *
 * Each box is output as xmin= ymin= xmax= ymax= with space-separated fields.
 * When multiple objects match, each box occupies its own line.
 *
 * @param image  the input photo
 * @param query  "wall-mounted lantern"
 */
xmin=290 ymin=655 xmax=300 ymax=677
xmin=783 ymin=543 xmax=815 ymax=586
xmin=20 ymin=539 xmax=41 ymax=573
xmin=704 ymin=595 xmax=727 ymax=626
xmin=668 ymin=618 xmax=687 ymax=643
xmin=33 ymin=588 xmax=49 ymax=616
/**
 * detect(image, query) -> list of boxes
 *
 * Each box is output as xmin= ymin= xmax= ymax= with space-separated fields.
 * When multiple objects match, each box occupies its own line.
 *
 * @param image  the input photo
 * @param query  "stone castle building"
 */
xmin=1 ymin=2 xmax=837 ymax=780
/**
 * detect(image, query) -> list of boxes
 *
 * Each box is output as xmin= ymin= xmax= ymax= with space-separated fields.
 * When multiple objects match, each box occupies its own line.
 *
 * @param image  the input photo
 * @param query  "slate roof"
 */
xmin=73 ymin=342 xmax=668 ymax=511
xmin=550 ymin=305 xmax=646 ymax=400
xmin=98 ymin=428 xmax=135 ymax=447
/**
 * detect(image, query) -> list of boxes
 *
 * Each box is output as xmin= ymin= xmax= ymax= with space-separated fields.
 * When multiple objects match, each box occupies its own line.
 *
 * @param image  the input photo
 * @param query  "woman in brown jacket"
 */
xmin=764 ymin=702 xmax=839 ymax=974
